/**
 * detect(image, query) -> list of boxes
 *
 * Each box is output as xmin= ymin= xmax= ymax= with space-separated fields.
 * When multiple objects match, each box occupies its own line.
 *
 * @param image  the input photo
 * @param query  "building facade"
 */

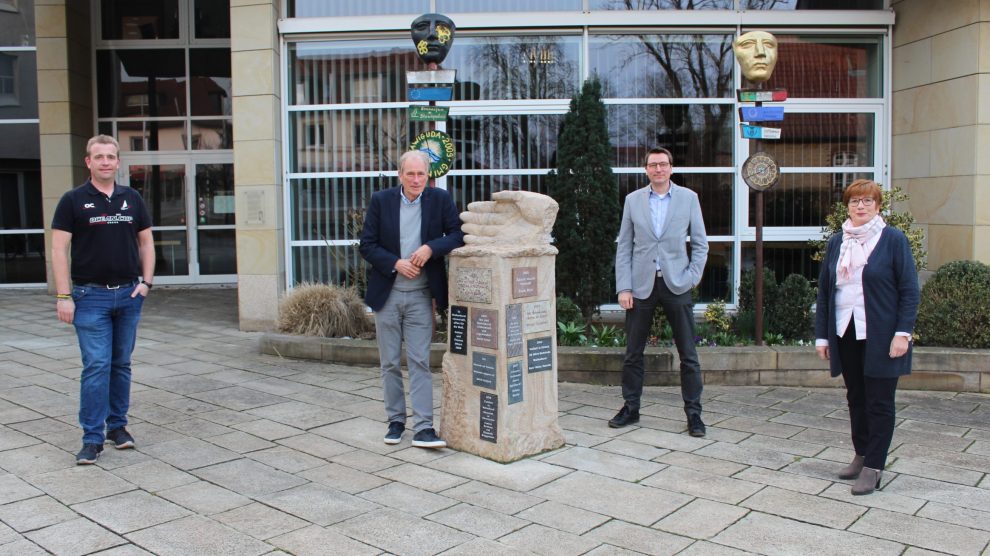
xmin=6 ymin=0 xmax=987 ymax=331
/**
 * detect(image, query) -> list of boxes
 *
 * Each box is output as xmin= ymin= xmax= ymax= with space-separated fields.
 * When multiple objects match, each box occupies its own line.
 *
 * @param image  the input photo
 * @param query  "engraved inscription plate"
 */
xmin=505 ymin=304 xmax=523 ymax=358
xmin=472 ymin=352 xmax=497 ymax=390
xmin=455 ymin=267 xmax=492 ymax=304
xmin=449 ymin=306 xmax=467 ymax=355
xmin=480 ymin=391 xmax=498 ymax=443
xmin=527 ymin=336 xmax=553 ymax=373
xmin=523 ymin=300 xmax=552 ymax=333
xmin=507 ymin=361 xmax=523 ymax=405
xmin=471 ymin=308 xmax=498 ymax=350
xmin=512 ymin=267 xmax=538 ymax=298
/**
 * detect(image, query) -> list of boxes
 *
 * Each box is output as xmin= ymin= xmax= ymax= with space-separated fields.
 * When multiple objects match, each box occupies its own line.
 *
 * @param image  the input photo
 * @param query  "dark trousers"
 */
xmin=838 ymin=321 xmax=899 ymax=470
xmin=621 ymin=275 xmax=703 ymax=417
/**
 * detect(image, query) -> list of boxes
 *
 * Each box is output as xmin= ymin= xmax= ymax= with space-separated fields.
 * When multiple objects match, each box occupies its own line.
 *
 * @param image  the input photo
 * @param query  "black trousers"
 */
xmin=838 ymin=321 xmax=899 ymax=470
xmin=621 ymin=275 xmax=703 ymax=417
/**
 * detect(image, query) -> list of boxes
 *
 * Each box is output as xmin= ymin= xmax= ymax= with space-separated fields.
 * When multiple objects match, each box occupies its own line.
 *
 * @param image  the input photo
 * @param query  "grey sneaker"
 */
xmin=76 ymin=443 xmax=104 ymax=465
xmin=106 ymin=427 xmax=135 ymax=449
xmin=384 ymin=421 xmax=405 ymax=445
xmin=411 ymin=428 xmax=446 ymax=449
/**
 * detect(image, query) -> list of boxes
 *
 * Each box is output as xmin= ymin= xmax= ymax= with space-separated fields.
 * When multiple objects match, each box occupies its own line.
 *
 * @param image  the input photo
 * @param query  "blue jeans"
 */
xmin=72 ymin=283 xmax=144 ymax=444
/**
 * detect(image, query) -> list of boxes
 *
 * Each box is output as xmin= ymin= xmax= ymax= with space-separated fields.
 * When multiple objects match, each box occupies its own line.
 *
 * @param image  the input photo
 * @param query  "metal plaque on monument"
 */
xmin=440 ymin=190 xmax=565 ymax=462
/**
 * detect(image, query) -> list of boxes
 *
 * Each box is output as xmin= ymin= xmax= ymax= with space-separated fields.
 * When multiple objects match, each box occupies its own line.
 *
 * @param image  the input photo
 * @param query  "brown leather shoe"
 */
xmin=838 ymin=455 xmax=865 ymax=480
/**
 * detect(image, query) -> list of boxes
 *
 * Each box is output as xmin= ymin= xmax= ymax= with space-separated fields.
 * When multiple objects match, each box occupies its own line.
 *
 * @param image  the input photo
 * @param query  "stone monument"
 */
xmin=440 ymin=190 xmax=565 ymax=462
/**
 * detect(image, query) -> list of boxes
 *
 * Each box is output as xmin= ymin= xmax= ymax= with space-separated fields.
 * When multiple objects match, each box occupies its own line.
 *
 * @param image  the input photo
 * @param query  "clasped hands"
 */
xmin=394 ymin=244 xmax=433 ymax=279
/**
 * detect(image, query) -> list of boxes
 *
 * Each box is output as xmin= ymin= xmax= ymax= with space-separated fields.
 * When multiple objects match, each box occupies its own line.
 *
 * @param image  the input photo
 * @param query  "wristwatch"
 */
xmin=141 ymin=280 xmax=153 ymax=289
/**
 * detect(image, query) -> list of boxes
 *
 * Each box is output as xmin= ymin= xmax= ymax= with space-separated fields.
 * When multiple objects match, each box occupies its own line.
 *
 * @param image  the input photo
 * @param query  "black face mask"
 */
xmin=410 ymin=13 xmax=456 ymax=65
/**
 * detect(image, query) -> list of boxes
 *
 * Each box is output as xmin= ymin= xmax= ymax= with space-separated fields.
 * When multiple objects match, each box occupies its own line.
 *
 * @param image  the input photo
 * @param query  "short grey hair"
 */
xmin=398 ymin=150 xmax=431 ymax=174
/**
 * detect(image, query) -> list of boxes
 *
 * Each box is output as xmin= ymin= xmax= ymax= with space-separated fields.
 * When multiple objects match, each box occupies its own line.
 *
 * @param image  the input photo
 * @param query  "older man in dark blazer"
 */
xmin=360 ymin=150 xmax=464 ymax=449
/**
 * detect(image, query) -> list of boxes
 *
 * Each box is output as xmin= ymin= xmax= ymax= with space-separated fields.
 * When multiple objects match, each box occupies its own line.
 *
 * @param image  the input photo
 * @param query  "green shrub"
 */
xmin=556 ymin=295 xmax=583 ymax=326
xmin=557 ymin=321 xmax=587 ymax=346
xmin=589 ymin=324 xmax=626 ymax=347
xmin=277 ymin=283 xmax=369 ymax=338
xmin=770 ymin=274 xmax=815 ymax=341
xmin=916 ymin=260 xmax=990 ymax=348
xmin=735 ymin=267 xmax=777 ymax=340
xmin=704 ymin=299 xmax=731 ymax=334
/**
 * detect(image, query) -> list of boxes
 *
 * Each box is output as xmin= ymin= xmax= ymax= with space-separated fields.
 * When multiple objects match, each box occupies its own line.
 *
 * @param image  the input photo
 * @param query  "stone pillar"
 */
xmin=231 ymin=0 xmax=284 ymax=330
xmin=440 ymin=192 xmax=565 ymax=463
xmin=892 ymin=0 xmax=990 ymax=273
xmin=37 ymin=1 xmax=92 ymax=292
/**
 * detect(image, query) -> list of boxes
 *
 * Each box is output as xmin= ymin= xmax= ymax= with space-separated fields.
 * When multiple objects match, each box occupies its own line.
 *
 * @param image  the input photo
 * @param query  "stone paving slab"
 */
xmin=2 ymin=288 xmax=990 ymax=555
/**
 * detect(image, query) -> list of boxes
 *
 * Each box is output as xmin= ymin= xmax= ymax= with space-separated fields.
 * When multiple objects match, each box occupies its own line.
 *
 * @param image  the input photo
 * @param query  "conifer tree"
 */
xmin=549 ymin=78 xmax=620 ymax=323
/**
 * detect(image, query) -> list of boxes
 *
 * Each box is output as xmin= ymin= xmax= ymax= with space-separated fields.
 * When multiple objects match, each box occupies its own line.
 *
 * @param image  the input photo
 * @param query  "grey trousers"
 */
xmin=374 ymin=288 xmax=434 ymax=433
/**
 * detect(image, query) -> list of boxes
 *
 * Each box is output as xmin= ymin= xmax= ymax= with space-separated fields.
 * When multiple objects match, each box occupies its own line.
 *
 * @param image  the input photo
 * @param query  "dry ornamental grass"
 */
xmin=277 ymin=283 xmax=369 ymax=338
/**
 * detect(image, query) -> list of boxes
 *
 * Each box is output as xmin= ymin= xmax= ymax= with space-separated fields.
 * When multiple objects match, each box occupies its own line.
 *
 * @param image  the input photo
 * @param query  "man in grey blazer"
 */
xmin=611 ymin=147 xmax=709 ymax=436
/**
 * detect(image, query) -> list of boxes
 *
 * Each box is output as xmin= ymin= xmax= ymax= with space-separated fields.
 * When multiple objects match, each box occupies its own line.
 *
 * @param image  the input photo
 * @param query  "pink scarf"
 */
xmin=837 ymin=214 xmax=885 ymax=281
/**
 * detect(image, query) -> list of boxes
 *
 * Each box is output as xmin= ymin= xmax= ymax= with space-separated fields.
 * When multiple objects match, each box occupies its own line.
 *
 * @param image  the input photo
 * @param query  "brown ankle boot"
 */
xmin=851 ymin=467 xmax=881 ymax=495
xmin=837 ymin=455 xmax=865 ymax=480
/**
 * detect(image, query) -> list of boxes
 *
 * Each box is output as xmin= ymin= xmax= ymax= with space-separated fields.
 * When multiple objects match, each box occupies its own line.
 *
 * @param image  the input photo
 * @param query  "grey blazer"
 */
xmin=615 ymin=182 xmax=708 ymax=297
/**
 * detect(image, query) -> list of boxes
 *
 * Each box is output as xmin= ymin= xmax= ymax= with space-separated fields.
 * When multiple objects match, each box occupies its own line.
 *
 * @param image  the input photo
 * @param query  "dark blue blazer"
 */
xmin=815 ymin=227 xmax=920 ymax=378
xmin=359 ymin=186 xmax=464 ymax=312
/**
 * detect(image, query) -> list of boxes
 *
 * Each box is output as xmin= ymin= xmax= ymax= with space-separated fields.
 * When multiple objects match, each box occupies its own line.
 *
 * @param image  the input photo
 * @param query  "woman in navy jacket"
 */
xmin=815 ymin=179 xmax=919 ymax=495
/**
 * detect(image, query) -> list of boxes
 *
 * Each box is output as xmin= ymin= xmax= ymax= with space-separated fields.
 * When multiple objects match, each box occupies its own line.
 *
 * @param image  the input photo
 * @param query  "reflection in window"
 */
xmin=745 ymin=35 xmax=881 ymax=97
xmin=590 ymin=34 xmax=734 ymax=99
xmin=195 ymin=164 xmax=234 ymax=226
xmin=198 ymin=230 xmax=235 ymax=274
xmin=291 ymin=177 xmax=388 ymax=243
xmin=593 ymin=0 xmax=733 ymax=9
xmin=608 ymin=104 xmax=734 ymax=168
xmin=289 ymin=0 xmax=427 ymax=18
xmin=444 ymin=36 xmax=580 ymax=100
xmin=618 ymin=173 xmax=732 ymax=236
xmin=0 ymin=233 xmax=46 ymax=283
xmin=189 ymin=49 xmax=231 ymax=116
xmin=101 ymin=0 xmax=180 ymax=40
xmin=117 ymin=120 xmax=185 ymax=151
xmin=289 ymin=40 xmax=410 ymax=105
xmin=743 ymin=0 xmax=884 ymax=8
xmin=749 ymin=172 xmax=872 ymax=227
xmin=97 ymin=49 xmax=187 ymax=118
xmin=436 ymin=0 xmax=580 ymax=11
xmin=129 ymin=164 xmax=185 ymax=226
xmin=293 ymin=244 xmax=366 ymax=288
xmin=757 ymin=113 xmax=875 ymax=167
xmin=289 ymin=110 xmax=429 ymax=173
xmin=190 ymin=119 xmax=232 ymax=150
xmin=0 ymin=53 xmax=14 ymax=97
xmin=0 ymin=170 xmax=41 ymax=229
xmin=449 ymin=115 xmax=563 ymax=170
xmin=152 ymin=230 xmax=188 ymax=276
xmin=742 ymin=242 xmax=822 ymax=286
xmin=698 ymin=242 xmax=732 ymax=303
xmin=193 ymin=0 xmax=230 ymax=39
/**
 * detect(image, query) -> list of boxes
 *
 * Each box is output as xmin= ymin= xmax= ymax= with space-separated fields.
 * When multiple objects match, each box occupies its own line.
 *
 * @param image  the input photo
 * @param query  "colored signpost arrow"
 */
xmin=737 ymin=88 xmax=788 ymax=102
xmin=740 ymin=124 xmax=782 ymax=140
xmin=409 ymin=105 xmax=450 ymax=121
xmin=408 ymin=87 xmax=453 ymax=102
xmin=739 ymin=106 xmax=785 ymax=122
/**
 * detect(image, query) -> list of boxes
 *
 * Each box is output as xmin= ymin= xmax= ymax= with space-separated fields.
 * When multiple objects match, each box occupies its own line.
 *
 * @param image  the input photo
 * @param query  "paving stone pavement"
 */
xmin=2 ymin=287 xmax=990 ymax=556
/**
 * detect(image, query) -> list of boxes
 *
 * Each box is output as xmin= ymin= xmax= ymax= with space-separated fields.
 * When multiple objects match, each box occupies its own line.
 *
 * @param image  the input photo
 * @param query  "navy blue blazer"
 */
xmin=815 ymin=227 xmax=920 ymax=378
xmin=359 ymin=186 xmax=464 ymax=312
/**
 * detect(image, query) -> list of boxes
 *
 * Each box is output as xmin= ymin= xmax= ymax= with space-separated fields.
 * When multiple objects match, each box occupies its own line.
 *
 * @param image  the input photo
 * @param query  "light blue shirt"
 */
xmin=400 ymin=187 xmax=423 ymax=205
xmin=649 ymin=187 xmax=671 ymax=271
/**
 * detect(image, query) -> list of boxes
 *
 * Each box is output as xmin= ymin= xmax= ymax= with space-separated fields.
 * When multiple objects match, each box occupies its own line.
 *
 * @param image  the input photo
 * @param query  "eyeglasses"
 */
xmin=646 ymin=162 xmax=671 ymax=169
xmin=848 ymin=198 xmax=876 ymax=207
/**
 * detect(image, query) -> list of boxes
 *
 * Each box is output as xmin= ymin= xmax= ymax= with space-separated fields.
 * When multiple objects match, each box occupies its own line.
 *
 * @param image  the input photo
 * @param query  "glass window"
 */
xmin=190 ymin=119 xmax=232 ymax=150
xmin=117 ymin=120 xmax=186 ymax=152
xmin=198 ymin=230 xmax=235 ymax=274
xmin=289 ymin=1 xmax=427 ymax=18
xmin=743 ymin=0 xmax=885 ymax=9
xmin=0 ymin=233 xmax=45 ymax=283
xmin=593 ymin=0 xmax=733 ymax=8
xmin=0 ymin=170 xmax=41 ymax=229
xmin=293 ymin=243 xmax=365 ymax=287
xmin=443 ymin=36 xmax=580 ymax=100
xmin=129 ymin=164 xmax=186 ymax=226
xmin=97 ymin=49 xmax=187 ymax=118
xmin=0 ymin=52 xmax=37 ymax=116
xmin=152 ymin=230 xmax=189 ymax=276
xmin=0 ymin=0 xmax=35 ymax=46
xmin=0 ymin=122 xmax=39 ymax=160
xmin=698 ymin=242 xmax=733 ymax=302
xmin=745 ymin=35 xmax=882 ymax=97
xmin=741 ymin=242 xmax=822 ymax=286
xmin=189 ymin=49 xmax=231 ymax=116
xmin=291 ymin=177 xmax=384 ymax=243
xmin=101 ymin=0 xmax=180 ymax=41
xmin=749 ymin=172 xmax=872 ymax=227
xmin=448 ymin=114 xmax=563 ymax=170
xmin=436 ymin=0 xmax=581 ymax=11
xmin=289 ymin=109 xmax=429 ymax=173
xmin=590 ymin=34 xmax=735 ymax=99
xmin=194 ymin=0 xmax=230 ymax=39
xmin=755 ymin=113 xmax=875 ymax=167
xmin=289 ymin=40 xmax=411 ymax=105
xmin=195 ymin=164 xmax=234 ymax=225
xmin=608 ymin=104 xmax=734 ymax=168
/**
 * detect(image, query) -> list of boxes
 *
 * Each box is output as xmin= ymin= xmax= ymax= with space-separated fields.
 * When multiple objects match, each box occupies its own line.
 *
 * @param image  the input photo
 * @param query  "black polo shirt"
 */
xmin=51 ymin=180 xmax=152 ymax=286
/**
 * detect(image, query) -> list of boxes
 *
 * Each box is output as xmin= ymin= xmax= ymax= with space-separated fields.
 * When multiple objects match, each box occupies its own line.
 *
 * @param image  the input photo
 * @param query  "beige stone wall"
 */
xmin=36 ymin=1 xmax=92 ymax=291
xmin=231 ymin=0 xmax=284 ymax=331
xmin=892 ymin=0 xmax=990 ymax=271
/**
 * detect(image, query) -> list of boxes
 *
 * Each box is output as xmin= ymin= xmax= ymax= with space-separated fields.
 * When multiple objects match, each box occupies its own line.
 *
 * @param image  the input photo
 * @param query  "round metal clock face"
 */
xmin=742 ymin=152 xmax=780 ymax=191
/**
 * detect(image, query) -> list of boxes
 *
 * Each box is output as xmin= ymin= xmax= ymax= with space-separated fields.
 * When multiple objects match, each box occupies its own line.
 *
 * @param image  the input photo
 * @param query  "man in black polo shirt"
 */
xmin=51 ymin=135 xmax=155 ymax=465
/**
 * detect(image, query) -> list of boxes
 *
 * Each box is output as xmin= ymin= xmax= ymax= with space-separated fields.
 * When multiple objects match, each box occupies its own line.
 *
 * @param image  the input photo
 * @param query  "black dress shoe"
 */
xmin=608 ymin=406 xmax=640 ymax=428
xmin=687 ymin=414 xmax=706 ymax=437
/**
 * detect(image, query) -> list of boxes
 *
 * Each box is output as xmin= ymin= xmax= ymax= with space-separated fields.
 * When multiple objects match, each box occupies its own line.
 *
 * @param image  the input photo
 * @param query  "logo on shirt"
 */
xmin=120 ymin=200 xmax=129 ymax=211
xmin=83 ymin=203 xmax=95 ymax=209
xmin=89 ymin=214 xmax=134 ymax=225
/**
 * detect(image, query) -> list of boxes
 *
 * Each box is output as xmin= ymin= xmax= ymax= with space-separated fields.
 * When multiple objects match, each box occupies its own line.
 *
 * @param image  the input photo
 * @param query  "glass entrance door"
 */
xmin=121 ymin=154 xmax=236 ymax=284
